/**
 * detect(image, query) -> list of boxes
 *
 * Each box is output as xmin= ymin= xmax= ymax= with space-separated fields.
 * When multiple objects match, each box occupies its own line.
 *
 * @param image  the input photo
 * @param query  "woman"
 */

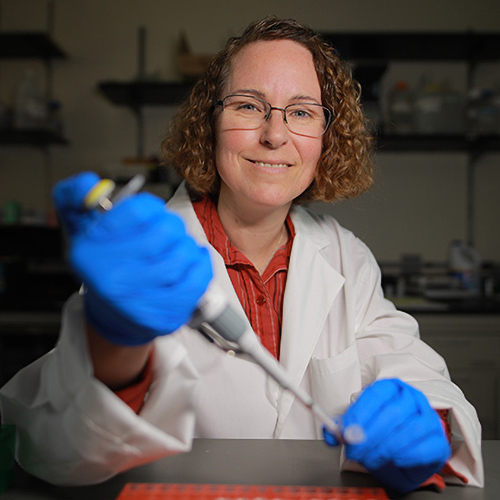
xmin=0 ymin=18 xmax=483 ymax=491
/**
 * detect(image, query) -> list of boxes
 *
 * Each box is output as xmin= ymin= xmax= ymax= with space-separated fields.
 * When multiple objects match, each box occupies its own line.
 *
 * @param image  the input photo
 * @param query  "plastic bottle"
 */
xmin=467 ymin=87 xmax=500 ymax=135
xmin=476 ymin=89 xmax=496 ymax=134
xmin=448 ymin=240 xmax=482 ymax=295
xmin=386 ymin=81 xmax=413 ymax=134
xmin=14 ymin=69 xmax=47 ymax=130
xmin=412 ymin=77 xmax=444 ymax=134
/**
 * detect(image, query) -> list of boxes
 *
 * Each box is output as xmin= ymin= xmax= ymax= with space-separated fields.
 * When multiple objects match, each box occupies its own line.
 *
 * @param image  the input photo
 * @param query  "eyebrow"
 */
xmin=230 ymin=89 xmax=321 ymax=104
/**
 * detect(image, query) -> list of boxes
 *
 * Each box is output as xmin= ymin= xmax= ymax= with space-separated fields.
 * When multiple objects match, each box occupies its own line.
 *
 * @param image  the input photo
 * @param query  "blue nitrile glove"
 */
xmin=53 ymin=172 xmax=213 ymax=346
xmin=323 ymin=379 xmax=451 ymax=494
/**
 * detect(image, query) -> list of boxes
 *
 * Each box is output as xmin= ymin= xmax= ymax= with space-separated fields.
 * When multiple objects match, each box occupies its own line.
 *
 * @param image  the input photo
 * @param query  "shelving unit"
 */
xmin=0 ymin=128 xmax=68 ymax=147
xmin=0 ymin=31 xmax=68 ymax=149
xmin=0 ymin=32 xmax=66 ymax=59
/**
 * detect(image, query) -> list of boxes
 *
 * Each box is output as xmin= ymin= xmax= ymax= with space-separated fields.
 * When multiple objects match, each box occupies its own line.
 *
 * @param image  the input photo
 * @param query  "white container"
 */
xmin=412 ymin=77 xmax=444 ymax=134
xmin=448 ymin=240 xmax=482 ymax=294
xmin=386 ymin=80 xmax=413 ymax=134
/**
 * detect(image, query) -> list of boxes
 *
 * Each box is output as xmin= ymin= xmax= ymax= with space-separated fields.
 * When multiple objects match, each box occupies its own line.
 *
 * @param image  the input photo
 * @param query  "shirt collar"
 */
xmin=192 ymin=195 xmax=295 ymax=269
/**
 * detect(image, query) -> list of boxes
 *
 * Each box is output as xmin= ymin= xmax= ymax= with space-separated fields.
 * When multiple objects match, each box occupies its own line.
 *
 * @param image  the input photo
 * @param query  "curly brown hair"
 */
xmin=161 ymin=17 xmax=374 ymax=204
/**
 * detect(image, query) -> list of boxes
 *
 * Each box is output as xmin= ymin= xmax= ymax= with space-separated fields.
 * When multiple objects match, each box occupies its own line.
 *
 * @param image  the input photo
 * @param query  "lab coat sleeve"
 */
xmin=340 ymin=236 xmax=484 ymax=488
xmin=0 ymin=293 xmax=200 ymax=486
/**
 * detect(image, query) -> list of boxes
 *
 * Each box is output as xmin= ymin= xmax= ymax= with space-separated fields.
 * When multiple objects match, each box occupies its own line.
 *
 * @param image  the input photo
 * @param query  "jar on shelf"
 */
xmin=412 ymin=77 xmax=445 ymax=134
xmin=441 ymin=80 xmax=465 ymax=134
xmin=386 ymin=80 xmax=413 ymax=134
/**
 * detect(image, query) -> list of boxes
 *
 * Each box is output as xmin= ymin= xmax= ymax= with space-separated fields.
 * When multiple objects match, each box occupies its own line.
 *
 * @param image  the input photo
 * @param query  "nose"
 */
xmin=260 ymin=108 xmax=289 ymax=148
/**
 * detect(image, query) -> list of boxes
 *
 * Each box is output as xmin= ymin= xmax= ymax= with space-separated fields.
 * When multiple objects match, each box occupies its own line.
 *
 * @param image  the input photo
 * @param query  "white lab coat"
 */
xmin=0 ymin=184 xmax=483 ymax=487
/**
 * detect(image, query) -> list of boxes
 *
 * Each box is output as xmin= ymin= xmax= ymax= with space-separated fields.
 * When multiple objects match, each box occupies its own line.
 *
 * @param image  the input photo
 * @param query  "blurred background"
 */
xmin=1 ymin=0 xmax=500 ymax=437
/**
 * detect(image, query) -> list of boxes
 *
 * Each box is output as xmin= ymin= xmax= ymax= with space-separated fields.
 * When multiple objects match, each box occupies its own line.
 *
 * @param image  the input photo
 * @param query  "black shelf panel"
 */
xmin=98 ymin=68 xmax=385 ymax=106
xmin=98 ymin=81 xmax=193 ymax=107
xmin=376 ymin=134 xmax=500 ymax=152
xmin=321 ymin=32 xmax=500 ymax=62
xmin=0 ymin=32 xmax=66 ymax=59
xmin=0 ymin=129 xmax=68 ymax=147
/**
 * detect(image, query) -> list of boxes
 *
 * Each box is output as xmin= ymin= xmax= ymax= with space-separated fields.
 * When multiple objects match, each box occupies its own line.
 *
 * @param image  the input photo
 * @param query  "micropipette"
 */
xmin=189 ymin=284 xmax=364 ymax=445
xmin=84 ymin=176 xmax=364 ymax=445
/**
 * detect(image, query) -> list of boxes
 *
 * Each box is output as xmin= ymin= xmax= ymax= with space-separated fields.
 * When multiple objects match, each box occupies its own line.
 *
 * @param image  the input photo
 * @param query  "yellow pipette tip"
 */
xmin=84 ymin=179 xmax=116 ymax=210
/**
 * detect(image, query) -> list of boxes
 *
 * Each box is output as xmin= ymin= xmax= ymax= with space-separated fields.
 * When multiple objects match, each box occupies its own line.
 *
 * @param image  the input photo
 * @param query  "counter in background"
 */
xmin=412 ymin=313 xmax=500 ymax=440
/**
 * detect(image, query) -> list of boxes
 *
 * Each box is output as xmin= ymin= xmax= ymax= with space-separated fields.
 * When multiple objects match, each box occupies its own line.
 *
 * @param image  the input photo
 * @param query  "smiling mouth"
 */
xmin=252 ymin=160 xmax=291 ymax=168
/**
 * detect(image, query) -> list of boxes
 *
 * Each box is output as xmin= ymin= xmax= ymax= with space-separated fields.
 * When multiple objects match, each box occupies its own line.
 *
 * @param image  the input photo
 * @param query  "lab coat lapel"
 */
xmin=275 ymin=209 xmax=345 ymax=433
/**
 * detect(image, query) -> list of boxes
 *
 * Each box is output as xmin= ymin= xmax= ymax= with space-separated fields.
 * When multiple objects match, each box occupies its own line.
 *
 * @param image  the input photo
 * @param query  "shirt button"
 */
xmin=256 ymin=296 xmax=266 ymax=305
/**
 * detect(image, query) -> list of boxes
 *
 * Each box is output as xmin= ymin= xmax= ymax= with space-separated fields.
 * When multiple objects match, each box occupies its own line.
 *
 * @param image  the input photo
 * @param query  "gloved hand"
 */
xmin=53 ymin=172 xmax=213 ymax=346
xmin=323 ymin=379 xmax=451 ymax=493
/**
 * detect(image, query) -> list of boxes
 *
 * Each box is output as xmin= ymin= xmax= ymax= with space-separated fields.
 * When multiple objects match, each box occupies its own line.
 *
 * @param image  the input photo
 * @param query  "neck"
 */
xmin=216 ymin=198 xmax=290 ymax=274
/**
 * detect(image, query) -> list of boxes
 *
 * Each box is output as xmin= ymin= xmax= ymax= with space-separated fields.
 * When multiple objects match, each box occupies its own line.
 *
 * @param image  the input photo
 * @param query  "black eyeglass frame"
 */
xmin=215 ymin=94 xmax=333 ymax=137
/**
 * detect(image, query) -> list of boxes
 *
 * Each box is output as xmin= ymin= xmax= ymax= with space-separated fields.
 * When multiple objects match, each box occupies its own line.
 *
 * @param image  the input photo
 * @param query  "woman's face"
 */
xmin=215 ymin=39 xmax=323 ymax=216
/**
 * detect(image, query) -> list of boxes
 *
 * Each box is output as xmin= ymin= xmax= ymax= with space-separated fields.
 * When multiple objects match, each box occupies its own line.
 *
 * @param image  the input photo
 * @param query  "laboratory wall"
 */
xmin=1 ymin=0 xmax=500 ymax=263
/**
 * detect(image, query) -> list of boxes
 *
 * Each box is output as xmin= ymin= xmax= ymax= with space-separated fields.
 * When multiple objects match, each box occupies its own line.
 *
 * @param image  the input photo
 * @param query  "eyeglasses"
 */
xmin=215 ymin=94 xmax=333 ymax=138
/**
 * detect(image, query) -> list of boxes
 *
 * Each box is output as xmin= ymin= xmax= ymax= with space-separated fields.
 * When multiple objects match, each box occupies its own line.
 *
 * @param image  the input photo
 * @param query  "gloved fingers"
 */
xmin=345 ymin=379 xmax=450 ymax=471
xmin=74 ymin=218 xmax=210 ymax=289
xmin=85 ymin=193 xmax=185 ymax=242
xmin=358 ymin=413 xmax=447 ymax=470
xmin=389 ymin=392 xmax=450 ymax=468
xmin=84 ymin=244 xmax=213 ymax=336
xmin=322 ymin=424 xmax=341 ymax=447
xmin=343 ymin=379 xmax=415 ymax=449
xmin=52 ymin=171 xmax=101 ymax=236
xmin=53 ymin=171 xmax=101 ymax=212
xmin=343 ymin=379 xmax=426 ymax=465
xmin=342 ymin=379 xmax=404 ymax=429
xmin=137 ymin=237 xmax=212 ymax=287
xmin=392 ymin=430 xmax=450 ymax=469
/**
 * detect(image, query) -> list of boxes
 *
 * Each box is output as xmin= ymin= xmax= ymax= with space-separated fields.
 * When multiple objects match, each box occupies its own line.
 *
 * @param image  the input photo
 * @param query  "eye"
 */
xmin=292 ymin=109 xmax=312 ymax=118
xmin=227 ymin=96 xmax=266 ymax=114
xmin=238 ymin=101 xmax=259 ymax=111
xmin=288 ymin=105 xmax=315 ymax=120
xmin=288 ymin=104 xmax=327 ymax=126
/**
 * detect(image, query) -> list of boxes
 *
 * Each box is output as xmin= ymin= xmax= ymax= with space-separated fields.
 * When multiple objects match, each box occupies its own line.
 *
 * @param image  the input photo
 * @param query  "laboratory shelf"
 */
xmin=0 ymin=32 xmax=66 ymax=59
xmin=376 ymin=134 xmax=500 ymax=153
xmin=0 ymin=32 xmax=69 ymax=149
xmin=98 ymin=64 xmax=385 ymax=108
xmin=321 ymin=32 xmax=500 ymax=61
xmin=98 ymin=80 xmax=192 ymax=107
xmin=0 ymin=129 xmax=68 ymax=147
